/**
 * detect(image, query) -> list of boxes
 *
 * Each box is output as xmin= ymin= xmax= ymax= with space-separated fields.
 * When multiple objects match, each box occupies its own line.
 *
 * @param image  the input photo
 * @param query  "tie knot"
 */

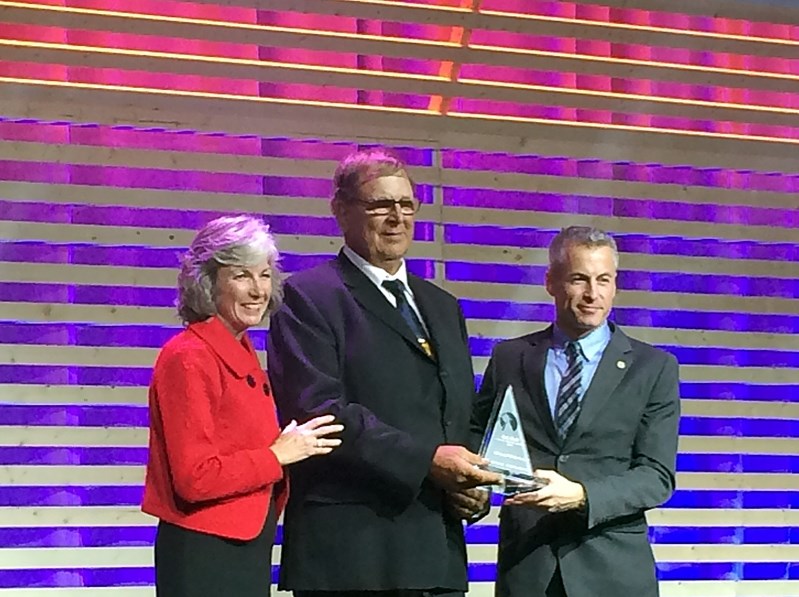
xmin=382 ymin=279 xmax=405 ymax=300
xmin=565 ymin=341 xmax=582 ymax=362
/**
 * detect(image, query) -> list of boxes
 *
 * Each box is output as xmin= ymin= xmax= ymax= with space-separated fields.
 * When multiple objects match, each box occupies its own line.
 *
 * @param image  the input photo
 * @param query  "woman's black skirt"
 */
xmin=154 ymin=500 xmax=278 ymax=597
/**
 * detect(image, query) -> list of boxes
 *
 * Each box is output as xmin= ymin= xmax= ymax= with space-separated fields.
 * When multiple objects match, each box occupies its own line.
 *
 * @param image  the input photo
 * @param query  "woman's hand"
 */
xmin=269 ymin=414 xmax=343 ymax=466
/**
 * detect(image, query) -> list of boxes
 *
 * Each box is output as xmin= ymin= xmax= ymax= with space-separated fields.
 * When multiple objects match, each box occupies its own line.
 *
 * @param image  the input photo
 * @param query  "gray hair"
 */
xmin=177 ymin=215 xmax=283 ymax=325
xmin=332 ymin=147 xmax=414 ymax=205
xmin=549 ymin=226 xmax=619 ymax=271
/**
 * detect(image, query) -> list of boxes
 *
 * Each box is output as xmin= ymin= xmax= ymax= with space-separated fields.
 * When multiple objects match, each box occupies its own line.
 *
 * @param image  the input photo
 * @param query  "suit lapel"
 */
xmin=520 ymin=328 xmax=561 ymax=448
xmin=568 ymin=326 xmax=634 ymax=441
xmin=335 ymin=253 xmax=431 ymax=359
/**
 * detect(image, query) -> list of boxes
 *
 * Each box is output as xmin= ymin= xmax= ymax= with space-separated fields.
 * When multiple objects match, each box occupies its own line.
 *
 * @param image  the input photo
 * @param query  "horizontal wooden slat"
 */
xmin=0 ymin=303 xmax=175 ymax=325
xmin=0 ymin=181 xmax=334 ymax=215
xmin=654 ymin=543 xmax=799 ymax=562
xmin=0 ymin=547 xmax=151 ymax=569
xmin=438 ymin=169 xmax=799 ymax=211
xmin=445 ymin=205 xmax=799 ymax=244
xmin=679 ymin=436 xmax=799 ymax=456
xmin=467 ymin=542 xmax=799 ymax=563
xmin=647 ymin=508 xmax=799 ymax=527
xmin=0 ymin=222 xmax=433 ymax=257
xmin=2 ymin=345 xmax=158 ymax=367
xmin=0 ymin=506 xmax=152 ymax=527
xmin=1 ymin=385 xmax=148 ymax=405
xmin=659 ymin=580 xmax=799 ymax=597
xmin=0 ymin=427 xmax=148 ymax=447
xmin=0 ymin=465 xmax=144 ymax=485
xmin=680 ymin=400 xmax=799 ymax=420
xmin=590 ymin=0 xmax=799 ymax=26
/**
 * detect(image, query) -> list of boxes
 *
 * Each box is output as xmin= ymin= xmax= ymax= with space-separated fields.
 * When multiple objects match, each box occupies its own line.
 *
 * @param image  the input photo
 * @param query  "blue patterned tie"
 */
xmin=382 ymin=280 xmax=434 ymax=358
xmin=555 ymin=341 xmax=583 ymax=441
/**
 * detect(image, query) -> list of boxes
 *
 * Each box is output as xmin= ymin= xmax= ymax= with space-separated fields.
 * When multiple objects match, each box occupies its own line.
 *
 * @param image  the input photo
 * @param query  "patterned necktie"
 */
xmin=555 ymin=341 xmax=583 ymax=441
xmin=382 ymin=280 xmax=434 ymax=358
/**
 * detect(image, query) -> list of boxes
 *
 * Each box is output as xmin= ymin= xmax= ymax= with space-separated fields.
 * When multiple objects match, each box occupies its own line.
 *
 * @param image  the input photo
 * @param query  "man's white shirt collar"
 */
xmin=342 ymin=245 xmax=411 ymax=291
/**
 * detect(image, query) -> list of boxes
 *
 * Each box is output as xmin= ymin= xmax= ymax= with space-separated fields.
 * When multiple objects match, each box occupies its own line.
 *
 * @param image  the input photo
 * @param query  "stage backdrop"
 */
xmin=1 ymin=0 xmax=798 ymax=595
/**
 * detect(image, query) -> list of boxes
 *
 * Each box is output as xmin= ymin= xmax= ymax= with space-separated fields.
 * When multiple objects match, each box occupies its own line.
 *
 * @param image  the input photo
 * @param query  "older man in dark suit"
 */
xmin=473 ymin=226 xmax=680 ymax=597
xmin=267 ymin=148 xmax=501 ymax=597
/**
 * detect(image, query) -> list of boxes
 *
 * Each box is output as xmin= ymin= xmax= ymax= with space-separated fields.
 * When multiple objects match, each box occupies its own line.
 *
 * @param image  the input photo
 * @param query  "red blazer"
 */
xmin=142 ymin=316 xmax=287 ymax=541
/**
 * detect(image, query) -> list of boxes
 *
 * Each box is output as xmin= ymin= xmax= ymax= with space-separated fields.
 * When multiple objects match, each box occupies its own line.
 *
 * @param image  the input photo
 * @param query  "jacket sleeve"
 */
xmin=581 ymin=353 xmax=680 ymax=529
xmin=470 ymin=347 xmax=500 ymax=453
xmin=267 ymin=279 xmax=437 ymax=506
xmin=153 ymin=348 xmax=283 ymax=503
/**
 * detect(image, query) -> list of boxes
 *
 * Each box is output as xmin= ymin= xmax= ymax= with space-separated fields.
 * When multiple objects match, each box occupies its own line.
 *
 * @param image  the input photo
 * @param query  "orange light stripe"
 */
xmin=5 ymin=39 xmax=796 ymax=116
xmin=3 ymin=77 xmax=798 ymax=146
xmin=2 ymin=2 xmax=796 ymax=81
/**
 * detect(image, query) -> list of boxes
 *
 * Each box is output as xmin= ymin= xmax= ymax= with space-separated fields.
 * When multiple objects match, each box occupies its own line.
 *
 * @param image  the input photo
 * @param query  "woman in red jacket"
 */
xmin=142 ymin=215 xmax=342 ymax=597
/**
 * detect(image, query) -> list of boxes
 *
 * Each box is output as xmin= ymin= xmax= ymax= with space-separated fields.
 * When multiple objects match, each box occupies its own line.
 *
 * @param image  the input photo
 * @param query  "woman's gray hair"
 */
xmin=549 ymin=226 xmax=619 ymax=271
xmin=177 ymin=215 xmax=283 ymax=325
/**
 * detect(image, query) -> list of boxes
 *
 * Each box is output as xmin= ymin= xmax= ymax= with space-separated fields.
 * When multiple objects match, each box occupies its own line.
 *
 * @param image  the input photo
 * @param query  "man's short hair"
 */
xmin=549 ymin=226 xmax=619 ymax=272
xmin=332 ymin=148 xmax=413 ymax=204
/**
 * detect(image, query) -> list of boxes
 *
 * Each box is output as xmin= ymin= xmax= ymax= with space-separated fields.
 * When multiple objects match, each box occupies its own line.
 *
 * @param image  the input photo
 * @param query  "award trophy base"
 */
xmin=479 ymin=465 xmax=549 ymax=496
xmin=501 ymin=472 xmax=549 ymax=496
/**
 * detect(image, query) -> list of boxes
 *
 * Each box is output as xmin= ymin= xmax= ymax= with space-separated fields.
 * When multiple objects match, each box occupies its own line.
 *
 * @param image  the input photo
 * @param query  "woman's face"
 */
xmin=214 ymin=258 xmax=272 ymax=339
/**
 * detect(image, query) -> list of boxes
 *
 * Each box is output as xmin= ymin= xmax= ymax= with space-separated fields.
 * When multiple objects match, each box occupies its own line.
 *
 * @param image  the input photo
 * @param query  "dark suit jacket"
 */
xmin=267 ymin=252 xmax=476 ymax=591
xmin=473 ymin=324 xmax=680 ymax=597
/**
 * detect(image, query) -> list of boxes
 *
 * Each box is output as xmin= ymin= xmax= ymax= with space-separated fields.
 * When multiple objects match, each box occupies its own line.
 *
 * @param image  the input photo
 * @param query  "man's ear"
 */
xmin=544 ymin=268 xmax=555 ymax=298
xmin=331 ymin=197 xmax=347 ymax=233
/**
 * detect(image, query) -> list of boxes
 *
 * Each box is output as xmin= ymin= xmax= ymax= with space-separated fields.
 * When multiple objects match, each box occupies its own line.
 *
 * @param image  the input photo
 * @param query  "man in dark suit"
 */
xmin=473 ymin=226 xmax=680 ymax=597
xmin=267 ymin=148 xmax=501 ymax=597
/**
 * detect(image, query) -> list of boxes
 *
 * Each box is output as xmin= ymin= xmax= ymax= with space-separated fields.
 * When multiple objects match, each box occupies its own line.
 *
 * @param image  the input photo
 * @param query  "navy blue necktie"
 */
xmin=382 ymin=280 xmax=434 ymax=358
xmin=555 ymin=341 xmax=583 ymax=441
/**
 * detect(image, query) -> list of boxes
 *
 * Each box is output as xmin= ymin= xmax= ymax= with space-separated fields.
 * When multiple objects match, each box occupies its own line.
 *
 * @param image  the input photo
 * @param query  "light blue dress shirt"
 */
xmin=544 ymin=322 xmax=612 ymax=417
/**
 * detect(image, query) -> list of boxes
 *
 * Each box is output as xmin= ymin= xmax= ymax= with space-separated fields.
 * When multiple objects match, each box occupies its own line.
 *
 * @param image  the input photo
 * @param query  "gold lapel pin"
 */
xmin=616 ymin=360 xmax=626 ymax=369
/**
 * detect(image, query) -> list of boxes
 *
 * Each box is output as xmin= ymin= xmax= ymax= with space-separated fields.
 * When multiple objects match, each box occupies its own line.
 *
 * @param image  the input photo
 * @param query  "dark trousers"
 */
xmin=296 ymin=590 xmax=464 ymax=597
xmin=545 ymin=566 xmax=567 ymax=597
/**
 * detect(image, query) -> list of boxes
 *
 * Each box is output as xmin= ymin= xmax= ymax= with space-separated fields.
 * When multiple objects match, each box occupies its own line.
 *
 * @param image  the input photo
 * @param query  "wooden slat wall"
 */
xmin=1 ymin=0 xmax=798 ymax=595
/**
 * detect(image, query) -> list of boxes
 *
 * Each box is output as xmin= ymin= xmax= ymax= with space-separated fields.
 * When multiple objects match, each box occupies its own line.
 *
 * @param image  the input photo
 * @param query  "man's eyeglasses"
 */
xmin=353 ymin=197 xmax=420 ymax=216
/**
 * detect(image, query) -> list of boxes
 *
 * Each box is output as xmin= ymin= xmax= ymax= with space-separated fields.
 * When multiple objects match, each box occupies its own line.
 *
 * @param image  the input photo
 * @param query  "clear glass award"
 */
xmin=479 ymin=385 xmax=549 ymax=495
